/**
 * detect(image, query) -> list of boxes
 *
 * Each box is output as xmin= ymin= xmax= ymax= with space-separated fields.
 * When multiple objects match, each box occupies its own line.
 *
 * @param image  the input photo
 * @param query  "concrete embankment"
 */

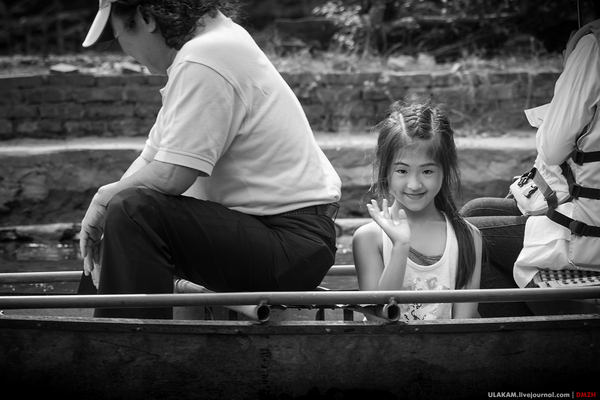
xmin=0 ymin=132 xmax=535 ymax=273
xmin=0 ymin=132 xmax=536 ymax=227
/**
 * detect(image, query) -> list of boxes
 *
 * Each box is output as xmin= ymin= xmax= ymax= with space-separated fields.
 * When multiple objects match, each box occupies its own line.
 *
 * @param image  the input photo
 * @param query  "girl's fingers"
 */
xmin=369 ymin=200 xmax=382 ymax=217
xmin=392 ymin=207 xmax=406 ymax=219
xmin=397 ymin=207 xmax=407 ymax=220
xmin=366 ymin=203 xmax=375 ymax=219
xmin=382 ymin=198 xmax=390 ymax=219
xmin=390 ymin=207 xmax=399 ymax=225
xmin=370 ymin=199 xmax=379 ymax=212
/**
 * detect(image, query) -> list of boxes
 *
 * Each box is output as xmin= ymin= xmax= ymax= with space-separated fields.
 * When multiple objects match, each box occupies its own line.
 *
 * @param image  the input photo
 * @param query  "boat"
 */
xmin=1 ymin=267 xmax=599 ymax=399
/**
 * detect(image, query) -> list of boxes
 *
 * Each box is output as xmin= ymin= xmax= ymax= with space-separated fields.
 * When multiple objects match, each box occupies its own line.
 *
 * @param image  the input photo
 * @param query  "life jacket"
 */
xmin=528 ymin=22 xmax=600 ymax=271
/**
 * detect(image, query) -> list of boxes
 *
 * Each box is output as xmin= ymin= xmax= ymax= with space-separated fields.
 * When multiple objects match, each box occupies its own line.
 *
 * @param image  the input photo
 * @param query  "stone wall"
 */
xmin=0 ymin=136 xmax=537 ymax=227
xmin=0 ymin=69 xmax=559 ymax=139
xmin=0 ymin=69 xmax=552 ymax=226
xmin=0 ymin=74 xmax=162 ymax=139
xmin=0 ymin=147 xmax=139 ymax=226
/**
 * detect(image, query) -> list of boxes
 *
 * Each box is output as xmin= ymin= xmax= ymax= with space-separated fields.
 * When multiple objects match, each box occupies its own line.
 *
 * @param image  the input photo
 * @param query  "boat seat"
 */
xmin=527 ymin=269 xmax=600 ymax=315
xmin=172 ymin=277 xmax=357 ymax=322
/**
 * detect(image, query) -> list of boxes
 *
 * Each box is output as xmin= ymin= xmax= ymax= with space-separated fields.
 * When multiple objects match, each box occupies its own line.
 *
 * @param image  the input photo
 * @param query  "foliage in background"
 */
xmin=310 ymin=0 xmax=588 ymax=60
xmin=0 ymin=0 xmax=595 ymax=60
xmin=313 ymin=1 xmax=385 ymax=58
xmin=0 ymin=0 xmax=93 ymax=54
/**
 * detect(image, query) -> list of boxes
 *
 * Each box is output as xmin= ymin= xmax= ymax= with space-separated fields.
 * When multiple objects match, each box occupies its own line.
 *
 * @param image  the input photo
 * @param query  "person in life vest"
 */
xmin=459 ymin=14 xmax=600 ymax=317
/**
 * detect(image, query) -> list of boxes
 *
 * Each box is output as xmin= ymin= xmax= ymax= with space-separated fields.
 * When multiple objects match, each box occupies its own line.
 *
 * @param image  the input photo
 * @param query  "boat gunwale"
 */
xmin=1 ymin=312 xmax=599 ymax=336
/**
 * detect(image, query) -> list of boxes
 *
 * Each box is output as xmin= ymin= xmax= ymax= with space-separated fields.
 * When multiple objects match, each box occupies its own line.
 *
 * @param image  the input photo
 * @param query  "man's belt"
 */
xmin=279 ymin=203 xmax=339 ymax=220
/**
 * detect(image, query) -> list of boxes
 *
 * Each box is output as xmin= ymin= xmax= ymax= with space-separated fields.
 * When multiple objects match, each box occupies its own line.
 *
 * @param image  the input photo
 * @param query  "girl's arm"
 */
xmin=452 ymin=229 xmax=483 ymax=319
xmin=353 ymin=200 xmax=411 ymax=291
xmin=353 ymin=223 xmax=386 ymax=291
xmin=353 ymin=222 xmax=409 ymax=321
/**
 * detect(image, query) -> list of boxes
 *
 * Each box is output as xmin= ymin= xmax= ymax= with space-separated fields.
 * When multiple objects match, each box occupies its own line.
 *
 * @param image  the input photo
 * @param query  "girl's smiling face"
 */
xmin=388 ymin=143 xmax=443 ymax=216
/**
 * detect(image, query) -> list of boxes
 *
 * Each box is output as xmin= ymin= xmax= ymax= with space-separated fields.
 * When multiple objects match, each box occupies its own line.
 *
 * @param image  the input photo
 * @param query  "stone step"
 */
xmin=0 ymin=132 xmax=537 ymax=227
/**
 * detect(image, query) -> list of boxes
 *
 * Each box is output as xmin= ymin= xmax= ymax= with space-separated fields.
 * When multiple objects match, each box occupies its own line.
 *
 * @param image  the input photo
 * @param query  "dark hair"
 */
xmin=371 ymin=98 xmax=477 ymax=289
xmin=111 ymin=0 xmax=241 ymax=50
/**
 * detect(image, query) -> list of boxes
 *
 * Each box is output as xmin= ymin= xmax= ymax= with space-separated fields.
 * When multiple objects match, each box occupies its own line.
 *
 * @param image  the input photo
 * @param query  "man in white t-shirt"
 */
xmin=79 ymin=0 xmax=341 ymax=318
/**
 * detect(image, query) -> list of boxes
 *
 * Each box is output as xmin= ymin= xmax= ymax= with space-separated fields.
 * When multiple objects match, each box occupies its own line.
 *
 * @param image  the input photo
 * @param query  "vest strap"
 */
xmin=546 ymin=208 xmax=600 ymax=237
xmin=557 ymin=162 xmax=600 ymax=200
xmin=571 ymin=148 xmax=600 ymax=165
xmin=570 ymin=183 xmax=600 ymax=200
xmin=531 ymin=168 xmax=559 ymax=208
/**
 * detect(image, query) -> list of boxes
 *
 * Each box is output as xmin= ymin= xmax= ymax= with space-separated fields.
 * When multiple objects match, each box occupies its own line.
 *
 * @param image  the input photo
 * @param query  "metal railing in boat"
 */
xmin=0 ymin=265 xmax=357 ymax=284
xmin=1 ymin=267 xmax=599 ymax=323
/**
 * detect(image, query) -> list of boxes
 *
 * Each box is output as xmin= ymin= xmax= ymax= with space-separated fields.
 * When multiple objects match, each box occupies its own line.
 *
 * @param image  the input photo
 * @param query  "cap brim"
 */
xmin=82 ymin=3 xmax=112 ymax=47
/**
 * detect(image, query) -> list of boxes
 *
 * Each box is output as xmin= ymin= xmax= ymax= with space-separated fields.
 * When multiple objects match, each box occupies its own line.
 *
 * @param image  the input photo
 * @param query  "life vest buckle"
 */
xmin=517 ymin=169 xmax=536 ymax=187
xmin=524 ymin=185 xmax=538 ymax=198
xmin=570 ymin=183 xmax=583 ymax=199
xmin=572 ymin=149 xmax=586 ymax=165
xmin=569 ymin=220 xmax=589 ymax=236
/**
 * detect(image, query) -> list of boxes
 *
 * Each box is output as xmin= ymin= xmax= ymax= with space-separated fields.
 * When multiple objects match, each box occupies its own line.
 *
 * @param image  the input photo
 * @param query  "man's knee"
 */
xmin=460 ymin=198 xmax=489 ymax=217
xmin=105 ymin=187 xmax=158 ymax=227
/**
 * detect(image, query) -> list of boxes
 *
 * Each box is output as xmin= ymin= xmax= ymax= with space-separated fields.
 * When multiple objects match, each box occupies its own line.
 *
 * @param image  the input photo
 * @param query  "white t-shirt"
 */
xmin=140 ymin=12 xmax=341 ymax=215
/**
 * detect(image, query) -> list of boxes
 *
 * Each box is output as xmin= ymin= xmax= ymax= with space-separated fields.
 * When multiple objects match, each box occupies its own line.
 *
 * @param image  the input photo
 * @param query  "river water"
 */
xmin=0 ymin=237 xmax=359 ymax=293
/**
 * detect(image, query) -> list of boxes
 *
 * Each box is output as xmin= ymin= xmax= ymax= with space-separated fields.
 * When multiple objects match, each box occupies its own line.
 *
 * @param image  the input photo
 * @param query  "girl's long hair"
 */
xmin=111 ymin=0 xmax=241 ymax=50
xmin=372 ymin=98 xmax=476 ymax=289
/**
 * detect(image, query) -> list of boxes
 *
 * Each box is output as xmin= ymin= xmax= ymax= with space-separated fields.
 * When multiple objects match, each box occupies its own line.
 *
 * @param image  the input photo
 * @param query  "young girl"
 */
xmin=353 ymin=99 xmax=482 ymax=320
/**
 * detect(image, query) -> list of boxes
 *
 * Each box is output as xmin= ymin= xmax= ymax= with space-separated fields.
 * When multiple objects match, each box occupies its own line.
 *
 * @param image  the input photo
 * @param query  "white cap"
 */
xmin=82 ymin=0 xmax=114 ymax=47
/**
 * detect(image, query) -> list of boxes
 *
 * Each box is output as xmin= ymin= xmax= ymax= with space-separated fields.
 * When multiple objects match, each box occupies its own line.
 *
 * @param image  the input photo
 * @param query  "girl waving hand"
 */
xmin=353 ymin=100 xmax=482 ymax=320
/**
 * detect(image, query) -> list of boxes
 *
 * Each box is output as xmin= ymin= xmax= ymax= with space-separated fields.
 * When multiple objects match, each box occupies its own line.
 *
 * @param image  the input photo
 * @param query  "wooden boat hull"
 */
xmin=1 ymin=313 xmax=598 ymax=399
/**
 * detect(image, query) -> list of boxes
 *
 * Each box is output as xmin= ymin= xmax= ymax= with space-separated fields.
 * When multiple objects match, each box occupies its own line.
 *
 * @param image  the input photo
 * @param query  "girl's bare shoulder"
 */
xmin=353 ymin=221 xmax=382 ymax=243
xmin=352 ymin=221 xmax=384 ymax=260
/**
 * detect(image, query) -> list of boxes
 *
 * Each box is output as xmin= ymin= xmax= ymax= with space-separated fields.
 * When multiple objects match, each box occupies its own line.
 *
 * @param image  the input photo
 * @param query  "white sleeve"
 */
xmin=536 ymin=35 xmax=600 ymax=165
xmin=151 ymin=61 xmax=244 ymax=176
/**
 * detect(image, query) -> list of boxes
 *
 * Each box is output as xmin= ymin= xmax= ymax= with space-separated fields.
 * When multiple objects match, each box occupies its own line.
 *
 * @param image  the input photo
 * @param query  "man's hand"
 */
xmin=80 ymin=184 xmax=115 ymax=287
xmin=77 ymin=162 xmax=198 ymax=287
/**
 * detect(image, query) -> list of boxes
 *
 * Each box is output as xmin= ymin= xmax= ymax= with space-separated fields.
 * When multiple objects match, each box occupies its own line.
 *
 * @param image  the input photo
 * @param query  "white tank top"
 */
xmin=381 ymin=212 xmax=458 ymax=321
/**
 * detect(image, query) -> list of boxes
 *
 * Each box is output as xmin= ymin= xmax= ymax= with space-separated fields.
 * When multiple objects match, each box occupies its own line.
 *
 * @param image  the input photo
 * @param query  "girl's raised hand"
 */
xmin=367 ymin=199 xmax=410 ymax=247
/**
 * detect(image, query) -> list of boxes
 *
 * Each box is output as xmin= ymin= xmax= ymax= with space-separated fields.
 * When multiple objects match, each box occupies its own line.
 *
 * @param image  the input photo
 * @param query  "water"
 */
xmin=0 ymin=236 xmax=358 ymax=292
xmin=0 ymin=241 xmax=80 ymax=263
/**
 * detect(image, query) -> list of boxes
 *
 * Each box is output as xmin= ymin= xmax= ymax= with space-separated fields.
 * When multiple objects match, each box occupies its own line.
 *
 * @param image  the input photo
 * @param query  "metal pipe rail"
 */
xmin=0 ymin=266 xmax=357 ymax=285
xmin=1 ymin=287 xmax=599 ymax=310
xmin=173 ymin=278 xmax=271 ymax=322
xmin=0 ymin=271 xmax=82 ymax=284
